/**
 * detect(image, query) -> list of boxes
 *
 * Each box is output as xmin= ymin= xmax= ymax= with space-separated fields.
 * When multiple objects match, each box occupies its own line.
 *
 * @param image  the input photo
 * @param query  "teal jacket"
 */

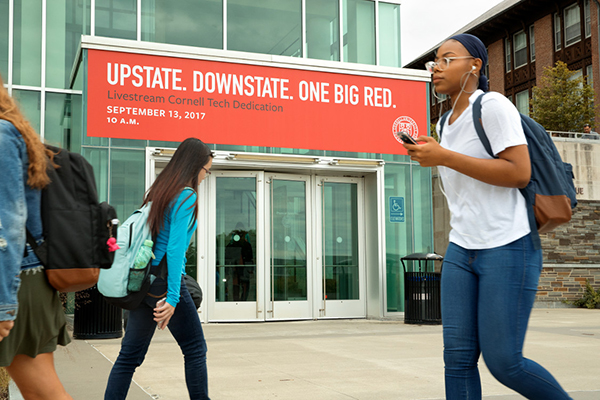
xmin=151 ymin=188 xmax=197 ymax=307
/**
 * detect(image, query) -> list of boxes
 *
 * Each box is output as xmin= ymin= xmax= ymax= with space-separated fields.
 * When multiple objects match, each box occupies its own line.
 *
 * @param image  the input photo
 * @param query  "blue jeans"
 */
xmin=105 ymin=276 xmax=209 ymax=399
xmin=441 ymin=234 xmax=571 ymax=400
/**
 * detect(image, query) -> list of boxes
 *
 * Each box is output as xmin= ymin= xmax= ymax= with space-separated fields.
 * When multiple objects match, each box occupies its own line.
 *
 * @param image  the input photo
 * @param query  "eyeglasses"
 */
xmin=202 ymin=167 xmax=211 ymax=175
xmin=425 ymin=56 xmax=475 ymax=73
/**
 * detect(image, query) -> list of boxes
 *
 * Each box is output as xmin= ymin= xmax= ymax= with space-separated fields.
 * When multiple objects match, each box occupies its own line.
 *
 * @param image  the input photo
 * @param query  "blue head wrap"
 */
xmin=448 ymin=34 xmax=489 ymax=92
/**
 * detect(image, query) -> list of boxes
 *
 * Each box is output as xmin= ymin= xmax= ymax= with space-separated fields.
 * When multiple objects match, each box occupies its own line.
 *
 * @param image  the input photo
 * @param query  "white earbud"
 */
xmin=471 ymin=65 xmax=476 ymax=71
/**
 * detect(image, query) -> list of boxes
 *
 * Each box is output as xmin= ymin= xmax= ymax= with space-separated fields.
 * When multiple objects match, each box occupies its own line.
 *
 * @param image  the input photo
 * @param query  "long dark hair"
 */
xmin=143 ymin=138 xmax=213 ymax=236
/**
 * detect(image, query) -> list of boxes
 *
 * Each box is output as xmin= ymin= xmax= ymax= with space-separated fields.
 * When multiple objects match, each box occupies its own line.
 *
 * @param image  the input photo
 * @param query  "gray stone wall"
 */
xmin=432 ymin=176 xmax=600 ymax=306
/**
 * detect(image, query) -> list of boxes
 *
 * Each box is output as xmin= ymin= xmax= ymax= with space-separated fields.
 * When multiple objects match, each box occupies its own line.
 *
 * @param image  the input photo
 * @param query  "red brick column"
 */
xmin=535 ymin=14 xmax=554 ymax=86
xmin=487 ymin=39 xmax=504 ymax=93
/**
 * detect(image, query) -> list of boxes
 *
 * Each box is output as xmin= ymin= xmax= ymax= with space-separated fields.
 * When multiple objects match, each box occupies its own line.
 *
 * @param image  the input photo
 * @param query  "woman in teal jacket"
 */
xmin=105 ymin=138 xmax=213 ymax=400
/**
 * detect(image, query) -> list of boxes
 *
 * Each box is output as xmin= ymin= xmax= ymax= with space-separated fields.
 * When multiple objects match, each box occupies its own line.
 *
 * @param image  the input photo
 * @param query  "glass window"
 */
xmin=110 ymin=149 xmax=146 ymax=220
xmin=227 ymin=0 xmax=301 ymax=57
xmin=343 ymin=0 xmax=375 ymax=65
xmin=95 ymin=0 xmax=137 ymax=40
xmin=384 ymin=163 xmax=412 ymax=312
xmin=46 ymin=0 xmax=84 ymax=89
xmin=141 ymin=0 xmax=222 ymax=49
xmin=412 ymin=165 xmax=433 ymax=255
xmin=587 ymin=64 xmax=593 ymax=87
xmin=13 ymin=0 xmax=43 ymax=86
xmin=505 ymin=38 xmax=511 ymax=72
xmin=507 ymin=94 xmax=513 ymax=103
xmin=12 ymin=89 xmax=41 ymax=134
xmin=69 ymin=93 xmax=83 ymax=152
xmin=513 ymin=31 xmax=527 ymax=69
xmin=564 ymin=4 xmax=580 ymax=47
xmin=585 ymin=0 xmax=591 ymax=38
xmin=530 ymin=25 xmax=535 ymax=62
xmin=515 ymin=90 xmax=529 ymax=116
xmin=83 ymin=0 xmax=91 ymax=35
xmin=82 ymin=147 xmax=109 ymax=201
xmin=484 ymin=47 xmax=489 ymax=80
xmin=45 ymin=92 xmax=76 ymax=149
xmin=0 ymin=0 xmax=8 ymax=81
xmin=111 ymin=138 xmax=147 ymax=148
xmin=569 ymin=68 xmax=583 ymax=89
xmin=378 ymin=2 xmax=401 ymax=68
xmin=555 ymin=13 xmax=562 ymax=51
xmin=306 ymin=0 xmax=339 ymax=61
xmin=215 ymin=177 xmax=257 ymax=302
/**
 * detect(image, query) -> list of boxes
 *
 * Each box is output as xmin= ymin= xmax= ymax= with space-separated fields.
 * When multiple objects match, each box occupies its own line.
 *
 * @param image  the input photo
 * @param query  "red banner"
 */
xmin=87 ymin=49 xmax=427 ymax=155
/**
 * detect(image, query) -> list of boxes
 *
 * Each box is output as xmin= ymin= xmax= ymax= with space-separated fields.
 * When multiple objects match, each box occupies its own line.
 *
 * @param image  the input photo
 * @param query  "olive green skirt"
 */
xmin=0 ymin=270 xmax=70 ymax=367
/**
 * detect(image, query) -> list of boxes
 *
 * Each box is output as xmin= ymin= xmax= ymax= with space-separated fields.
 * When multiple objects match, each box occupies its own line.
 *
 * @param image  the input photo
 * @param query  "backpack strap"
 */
xmin=472 ymin=94 xmax=497 ymax=159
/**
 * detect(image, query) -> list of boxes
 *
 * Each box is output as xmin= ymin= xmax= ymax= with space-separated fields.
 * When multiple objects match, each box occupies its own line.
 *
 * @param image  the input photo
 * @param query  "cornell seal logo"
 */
xmin=392 ymin=116 xmax=418 ymax=144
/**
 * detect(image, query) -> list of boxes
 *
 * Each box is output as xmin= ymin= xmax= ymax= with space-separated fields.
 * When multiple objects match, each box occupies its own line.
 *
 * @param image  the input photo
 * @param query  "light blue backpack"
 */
xmin=98 ymin=203 xmax=154 ymax=309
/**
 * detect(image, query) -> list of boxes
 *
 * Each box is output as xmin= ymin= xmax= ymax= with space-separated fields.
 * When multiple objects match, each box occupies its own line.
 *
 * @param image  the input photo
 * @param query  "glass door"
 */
xmin=316 ymin=177 xmax=365 ymax=318
xmin=207 ymin=171 xmax=265 ymax=321
xmin=265 ymin=174 xmax=312 ymax=320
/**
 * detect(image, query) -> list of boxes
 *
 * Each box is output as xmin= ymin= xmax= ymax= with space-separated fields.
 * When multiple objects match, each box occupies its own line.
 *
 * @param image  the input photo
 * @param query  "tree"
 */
xmin=531 ymin=61 xmax=596 ymax=132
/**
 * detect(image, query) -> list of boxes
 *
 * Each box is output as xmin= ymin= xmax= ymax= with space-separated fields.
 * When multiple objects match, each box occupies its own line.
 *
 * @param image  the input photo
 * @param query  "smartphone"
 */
xmin=156 ymin=298 xmax=166 ymax=329
xmin=397 ymin=131 xmax=418 ymax=145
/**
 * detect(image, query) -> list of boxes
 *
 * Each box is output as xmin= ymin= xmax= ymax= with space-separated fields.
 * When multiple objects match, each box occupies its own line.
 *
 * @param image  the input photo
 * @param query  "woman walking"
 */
xmin=104 ymin=137 xmax=213 ymax=400
xmin=403 ymin=34 xmax=572 ymax=399
xmin=0 ymin=76 xmax=72 ymax=399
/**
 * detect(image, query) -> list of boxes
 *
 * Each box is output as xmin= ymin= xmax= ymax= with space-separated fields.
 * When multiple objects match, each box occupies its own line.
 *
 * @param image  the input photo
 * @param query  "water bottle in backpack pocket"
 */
xmin=127 ymin=239 xmax=155 ymax=292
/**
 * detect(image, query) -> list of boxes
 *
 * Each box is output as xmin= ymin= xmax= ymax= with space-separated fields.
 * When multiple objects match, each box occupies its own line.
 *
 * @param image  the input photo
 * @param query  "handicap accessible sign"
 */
xmin=389 ymin=196 xmax=405 ymax=223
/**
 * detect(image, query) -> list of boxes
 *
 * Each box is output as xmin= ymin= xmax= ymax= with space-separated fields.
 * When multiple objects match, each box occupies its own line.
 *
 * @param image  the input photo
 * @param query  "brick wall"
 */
xmin=537 ymin=200 xmax=600 ymax=305
xmin=592 ymin=0 xmax=600 ymax=129
xmin=536 ymin=266 xmax=600 ymax=304
xmin=534 ymin=14 xmax=554 ymax=82
xmin=433 ymin=195 xmax=600 ymax=306
xmin=541 ymin=200 xmax=600 ymax=264
xmin=487 ymin=39 xmax=504 ymax=93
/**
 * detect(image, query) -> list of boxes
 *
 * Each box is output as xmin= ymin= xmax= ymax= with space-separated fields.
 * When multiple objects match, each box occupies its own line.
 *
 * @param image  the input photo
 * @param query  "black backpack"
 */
xmin=27 ymin=145 xmax=118 ymax=292
xmin=440 ymin=93 xmax=577 ymax=249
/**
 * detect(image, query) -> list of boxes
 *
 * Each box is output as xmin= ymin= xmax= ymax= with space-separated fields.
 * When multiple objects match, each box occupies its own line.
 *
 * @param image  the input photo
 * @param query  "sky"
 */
xmin=400 ymin=0 xmax=506 ymax=66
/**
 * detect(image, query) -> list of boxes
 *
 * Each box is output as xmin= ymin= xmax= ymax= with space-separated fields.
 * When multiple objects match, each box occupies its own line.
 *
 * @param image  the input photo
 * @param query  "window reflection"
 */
xmin=228 ymin=0 xmax=301 ymax=57
xmin=46 ymin=0 xmax=83 ymax=88
xmin=378 ymin=2 xmax=401 ymax=67
xmin=0 ymin=0 xmax=8 ymax=80
xmin=343 ymin=0 xmax=375 ymax=65
xmin=141 ymin=0 xmax=222 ymax=49
xmin=271 ymin=180 xmax=307 ymax=301
xmin=96 ymin=0 xmax=137 ymax=40
xmin=323 ymin=182 xmax=359 ymax=300
xmin=215 ymin=177 xmax=257 ymax=302
xmin=12 ymin=90 xmax=41 ymax=134
xmin=306 ymin=0 xmax=339 ymax=61
xmin=13 ymin=0 xmax=42 ymax=86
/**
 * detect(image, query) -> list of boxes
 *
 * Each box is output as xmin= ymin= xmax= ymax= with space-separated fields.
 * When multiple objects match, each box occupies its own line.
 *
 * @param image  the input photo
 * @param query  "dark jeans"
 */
xmin=441 ymin=234 xmax=571 ymax=400
xmin=105 ymin=276 xmax=209 ymax=399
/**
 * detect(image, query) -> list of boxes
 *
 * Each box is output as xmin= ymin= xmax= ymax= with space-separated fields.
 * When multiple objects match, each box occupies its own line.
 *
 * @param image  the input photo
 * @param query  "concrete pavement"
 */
xmin=46 ymin=308 xmax=600 ymax=399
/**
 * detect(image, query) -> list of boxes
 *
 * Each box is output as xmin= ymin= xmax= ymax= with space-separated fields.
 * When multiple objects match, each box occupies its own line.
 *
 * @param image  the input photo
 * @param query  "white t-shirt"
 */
xmin=437 ymin=90 xmax=530 ymax=249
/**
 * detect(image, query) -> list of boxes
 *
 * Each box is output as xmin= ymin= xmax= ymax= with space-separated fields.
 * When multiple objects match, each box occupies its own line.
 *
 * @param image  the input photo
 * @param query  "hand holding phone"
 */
xmin=397 ymin=131 xmax=418 ymax=145
xmin=155 ymin=298 xmax=167 ymax=329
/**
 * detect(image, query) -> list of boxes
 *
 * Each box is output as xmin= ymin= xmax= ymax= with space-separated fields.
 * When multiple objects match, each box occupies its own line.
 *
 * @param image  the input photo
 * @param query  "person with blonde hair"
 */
xmin=0 ymin=75 xmax=72 ymax=399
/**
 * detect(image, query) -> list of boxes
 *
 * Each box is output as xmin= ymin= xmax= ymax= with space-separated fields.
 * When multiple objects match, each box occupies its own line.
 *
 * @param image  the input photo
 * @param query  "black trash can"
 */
xmin=401 ymin=252 xmax=443 ymax=325
xmin=73 ymin=285 xmax=123 ymax=339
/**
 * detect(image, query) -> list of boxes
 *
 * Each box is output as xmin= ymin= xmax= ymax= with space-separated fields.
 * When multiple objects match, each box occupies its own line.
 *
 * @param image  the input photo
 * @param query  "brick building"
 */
xmin=406 ymin=0 xmax=600 ymax=306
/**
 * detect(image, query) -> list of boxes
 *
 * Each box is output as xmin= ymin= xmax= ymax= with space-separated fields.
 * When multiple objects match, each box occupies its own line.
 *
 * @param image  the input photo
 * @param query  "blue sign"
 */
xmin=389 ymin=197 xmax=405 ymax=223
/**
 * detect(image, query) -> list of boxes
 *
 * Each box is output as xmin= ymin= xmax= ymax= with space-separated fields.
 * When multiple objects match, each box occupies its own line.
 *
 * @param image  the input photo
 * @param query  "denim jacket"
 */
xmin=0 ymin=119 xmax=44 ymax=321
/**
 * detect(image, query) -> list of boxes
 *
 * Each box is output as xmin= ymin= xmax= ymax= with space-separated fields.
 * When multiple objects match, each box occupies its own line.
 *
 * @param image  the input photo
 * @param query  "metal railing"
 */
xmin=547 ymin=131 xmax=600 ymax=140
